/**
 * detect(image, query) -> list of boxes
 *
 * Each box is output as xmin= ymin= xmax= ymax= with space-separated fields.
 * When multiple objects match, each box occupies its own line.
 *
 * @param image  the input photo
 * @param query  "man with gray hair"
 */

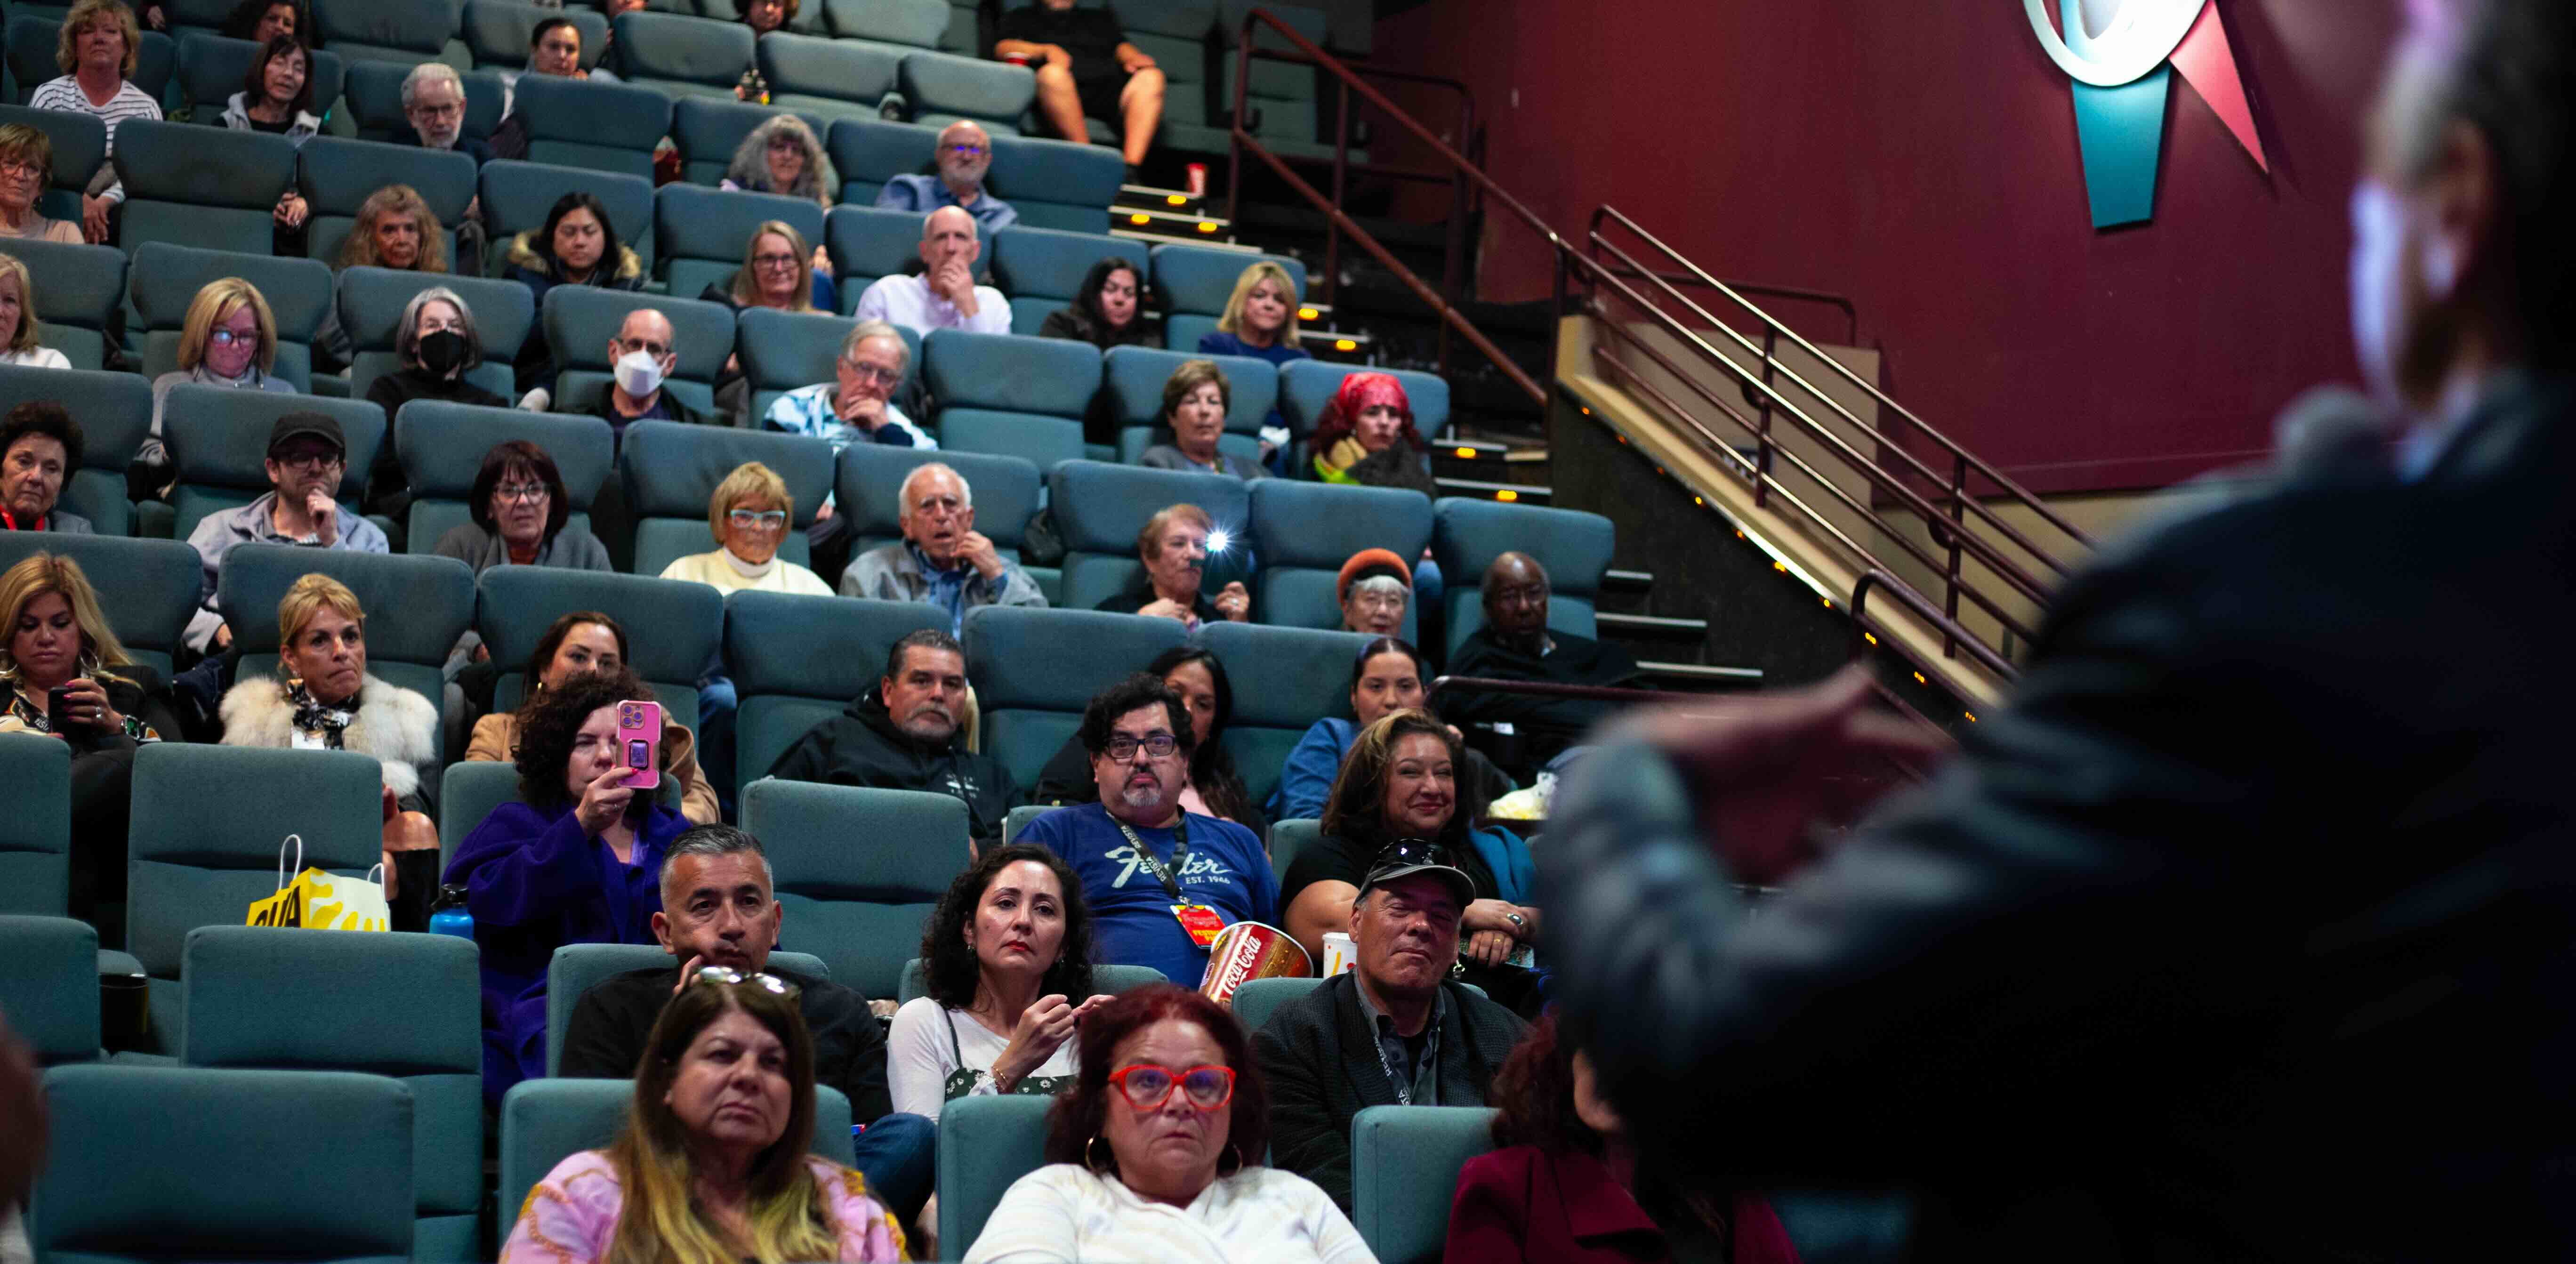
xmin=873 ymin=119 xmax=1017 ymax=233
xmin=395 ymin=62 xmax=493 ymax=165
xmin=556 ymin=822 xmax=935 ymax=1220
xmin=763 ymin=319 xmax=932 ymax=453
xmin=838 ymin=461 xmax=1046 ymax=632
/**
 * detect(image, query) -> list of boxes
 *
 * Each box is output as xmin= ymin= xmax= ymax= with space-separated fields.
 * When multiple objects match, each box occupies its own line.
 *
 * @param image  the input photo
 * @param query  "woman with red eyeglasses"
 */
xmin=965 ymin=983 xmax=1370 ymax=1263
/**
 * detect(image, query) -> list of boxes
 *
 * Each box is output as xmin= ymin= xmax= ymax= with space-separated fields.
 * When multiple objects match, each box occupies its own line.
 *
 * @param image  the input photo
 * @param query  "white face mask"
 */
xmin=613 ymin=349 xmax=664 ymax=398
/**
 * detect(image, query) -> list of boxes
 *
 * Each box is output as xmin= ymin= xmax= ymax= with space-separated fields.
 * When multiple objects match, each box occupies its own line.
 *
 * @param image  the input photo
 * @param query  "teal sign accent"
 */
xmin=2069 ymin=68 xmax=2169 ymax=228
xmin=2027 ymin=0 xmax=2265 ymax=229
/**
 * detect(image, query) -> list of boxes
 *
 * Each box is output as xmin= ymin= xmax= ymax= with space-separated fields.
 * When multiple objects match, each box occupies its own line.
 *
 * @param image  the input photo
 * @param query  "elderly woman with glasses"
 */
xmin=502 ymin=961 xmax=907 ymax=1264
xmin=722 ymin=114 xmax=837 ymax=208
xmin=0 ymin=125 xmax=82 ymax=244
xmin=659 ymin=460 xmax=832 ymax=597
xmin=430 ymin=439 xmax=612 ymax=574
xmin=963 ymin=984 xmax=1366 ymax=1264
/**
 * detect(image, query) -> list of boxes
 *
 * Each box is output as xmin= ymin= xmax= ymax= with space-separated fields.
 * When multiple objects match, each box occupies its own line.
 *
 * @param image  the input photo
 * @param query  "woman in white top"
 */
xmin=889 ymin=843 xmax=1108 ymax=1120
xmin=658 ymin=460 xmax=833 ymax=596
xmin=965 ymin=982 xmax=1373 ymax=1264
xmin=0 ymin=254 xmax=71 ymax=370
xmin=26 ymin=0 xmax=163 ymax=244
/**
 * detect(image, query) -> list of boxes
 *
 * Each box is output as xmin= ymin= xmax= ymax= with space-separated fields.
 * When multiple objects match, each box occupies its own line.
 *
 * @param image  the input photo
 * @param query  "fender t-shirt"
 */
xmin=1022 ymin=800 xmax=1278 ymax=988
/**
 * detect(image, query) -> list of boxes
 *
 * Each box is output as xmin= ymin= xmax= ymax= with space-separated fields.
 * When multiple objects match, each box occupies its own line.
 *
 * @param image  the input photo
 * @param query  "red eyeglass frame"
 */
xmin=1107 ymin=1064 xmax=1236 ymax=1111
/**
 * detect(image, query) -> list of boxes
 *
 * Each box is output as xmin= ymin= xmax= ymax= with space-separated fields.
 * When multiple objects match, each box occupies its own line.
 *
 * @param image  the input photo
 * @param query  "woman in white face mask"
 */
xmin=361 ymin=287 xmax=504 ymax=520
xmin=139 ymin=278 xmax=298 ymax=488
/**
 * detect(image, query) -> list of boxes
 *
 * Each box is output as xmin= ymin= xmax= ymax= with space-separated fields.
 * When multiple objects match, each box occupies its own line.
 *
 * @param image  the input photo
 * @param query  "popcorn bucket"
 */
xmin=1199 ymin=920 xmax=1312 ymax=1007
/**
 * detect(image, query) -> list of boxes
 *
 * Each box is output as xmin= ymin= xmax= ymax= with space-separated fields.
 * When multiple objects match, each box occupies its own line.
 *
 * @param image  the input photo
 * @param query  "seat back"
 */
xmin=543 ymin=287 xmax=731 ymax=418
xmin=896 ymin=49 xmax=1035 ymax=136
xmin=757 ymin=30 xmax=902 ymax=125
xmin=934 ymin=1092 xmax=1054 ymax=1257
xmin=338 ymin=266 xmax=535 ymax=407
xmin=923 ymin=329 xmax=1099 ymax=473
xmin=1431 ymin=498 xmax=1616 ymax=655
xmin=1120 ymin=0 xmax=1220 ymax=153
xmin=738 ymin=307 xmax=920 ymax=425
xmin=1152 ymin=244 xmax=1304 ymax=351
xmin=463 ymin=1 xmax=609 ymax=74
xmin=618 ymin=419 xmax=831 ymax=578
xmin=129 ymin=242 xmax=334 ymax=392
xmin=1350 ymin=1105 xmax=1502 ymax=1264
xmin=437 ymin=757 xmax=520 ymax=874
xmin=514 ymin=72 xmax=676 ymax=180
xmin=161 ymin=386 xmax=380 ymax=541
xmin=984 ymin=133 xmax=1126 ymax=235
xmin=1047 ymin=459 xmax=1251 ymax=610
xmin=1218 ymin=0 xmax=1331 ymax=153
xmin=1229 ymin=974 xmax=1319 ymax=1033
xmin=340 ymin=61 xmax=507 ymax=143
xmin=0 ymin=742 xmax=70 ymax=916
xmin=0 ymin=534 xmax=201 ymax=678
xmin=1100 ymin=344 xmax=1272 ymax=466
xmin=0 ymin=101 xmax=102 ymax=220
xmin=825 ymin=116 xmax=935 ymax=206
xmin=112 ymin=118 xmax=297 ymax=258
xmin=671 ymin=96 xmax=829 ymax=186
xmin=182 ymin=926 xmax=483 ymax=1262
xmin=175 ymin=33 xmax=345 ymax=124
xmin=0 ymin=363 xmax=147 ymax=533
xmin=656 ymin=181 xmax=825 ymax=303
xmin=737 ymin=778 xmax=965 ymax=999
xmin=1267 ymin=817 xmax=1319 ymax=883
xmin=827 ymin=0 xmax=948 ymax=46
xmin=964 ymin=604 xmax=1187 ymax=789
xmin=7 ymin=235 xmax=123 ymax=372
xmin=32 ymin=1064 xmax=414 ymax=1264
xmin=215 ymin=545 xmax=477 ymax=755
xmin=612 ymin=9 xmax=755 ymax=100
xmin=499 ymin=1076 xmax=855 ymax=1238
xmin=476 ymin=565 xmax=726 ymax=732
xmin=298 ymin=137 xmax=477 ymax=268
xmin=314 ymin=0 xmax=464 ymax=65
xmin=834 ymin=443 xmax=1036 ymax=561
xmin=989 ymin=226 xmax=1145 ymax=337
xmin=0 ymin=913 xmax=93 ymax=1062
xmin=395 ymin=402 xmax=611 ymax=554
xmin=479 ymin=160 xmax=655 ymax=279
xmin=542 ymin=942 xmax=831 ymax=1077
xmin=1276 ymin=358 xmax=1449 ymax=461
xmin=1248 ymin=479 xmax=1432 ymax=635
xmin=1199 ymin=621 xmax=1371 ymax=813
xmin=725 ymin=589 xmax=943 ymax=787
xmin=823 ymin=202 xmax=938 ymax=295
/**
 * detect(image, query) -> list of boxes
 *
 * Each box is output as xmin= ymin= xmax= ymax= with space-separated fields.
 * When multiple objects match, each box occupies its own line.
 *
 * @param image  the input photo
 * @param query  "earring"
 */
xmin=1216 ymin=1144 xmax=1243 ymax=1179
xmin=1084 ymin=1135 xmax=1114 ymax=1173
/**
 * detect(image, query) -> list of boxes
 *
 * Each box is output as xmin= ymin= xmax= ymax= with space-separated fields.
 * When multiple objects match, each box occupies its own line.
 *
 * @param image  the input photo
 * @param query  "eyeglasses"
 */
xmin=908 ymin=493 xmax=966 ymax=517
xmin=728 ymin=508 xmax=788 ymax=531
xmin=1107 ymin=1064 xmax=1234 ymax=1111
xmin=1103 ymin=733 xmax=1178 ymax=761
xmin=752 ymin=252 xmax=802 ymax=270
xmin=412 ymin=100 xmax=463 ymax=119
xmin=494 ymin=482 xmax=547 ymax=504
xmin=941 ymin=143 xmax=989 ymax=158
xmin=209 ymin=329 xmax=256 ymax=346
xmin=841 ymin=360 xmax=901 ymax=386
xmin=272 ymin=450 xmax=342 ymax=470
xmin=614 ymin=338 xmax=671 ymax=358
xmin=1349 ymin=590 xmax=1406 ymax=611
xmin=688 ymin=964 xmax=801 ymax=999
xmin=0 ymin=159 xmax=40 ymax=178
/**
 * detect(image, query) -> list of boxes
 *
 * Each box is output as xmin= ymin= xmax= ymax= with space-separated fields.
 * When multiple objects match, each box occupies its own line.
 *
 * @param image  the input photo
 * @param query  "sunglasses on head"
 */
xmin=689 ymin=964 xmax=801 ymax=999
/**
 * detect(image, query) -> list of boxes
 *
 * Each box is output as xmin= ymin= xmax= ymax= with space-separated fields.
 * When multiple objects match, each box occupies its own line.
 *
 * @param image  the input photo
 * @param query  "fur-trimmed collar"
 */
xmin=218 ymin=673 xmax=438 ymax=799
xmin=505 ymin=231 xmax=643 ymax=283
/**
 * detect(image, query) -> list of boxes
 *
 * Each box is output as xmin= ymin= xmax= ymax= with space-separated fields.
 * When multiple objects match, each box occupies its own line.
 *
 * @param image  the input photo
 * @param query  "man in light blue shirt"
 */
xmin=838 ymin=462 xmax=1046 ymax=633
xmin=763 ymin=320 xmax=934 ymax=456
xmin=874 ymin=120 xmax=1017 ymax=234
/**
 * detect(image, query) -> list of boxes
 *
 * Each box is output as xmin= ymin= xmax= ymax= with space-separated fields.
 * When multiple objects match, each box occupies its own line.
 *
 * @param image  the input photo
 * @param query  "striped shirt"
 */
xmin=27 ymin=76 xmax=161 ymax=204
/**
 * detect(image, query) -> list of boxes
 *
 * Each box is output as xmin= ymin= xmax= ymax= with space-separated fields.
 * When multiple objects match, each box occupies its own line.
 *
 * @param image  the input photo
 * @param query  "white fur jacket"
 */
xmin=219 ymin=674 xmax=438 ymax=800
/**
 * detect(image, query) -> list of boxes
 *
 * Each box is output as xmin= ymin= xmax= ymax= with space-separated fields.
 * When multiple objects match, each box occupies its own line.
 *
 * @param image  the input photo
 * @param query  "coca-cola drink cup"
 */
xmin=1186 ymin=162 xmax=1208 ymax=198
xmin=1320 ymin=932 xmax=1356 ymax=977
xmin=1199 ymin=920 xmax=1312 ymax=1008
xmin=1004 ymin=51 xmax=1030 ymax=66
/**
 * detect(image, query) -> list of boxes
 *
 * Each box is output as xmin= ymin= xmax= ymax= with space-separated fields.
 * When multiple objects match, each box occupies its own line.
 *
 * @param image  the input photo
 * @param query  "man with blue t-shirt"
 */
xmin=1021 ymin=674 xmax=1277 ymax=989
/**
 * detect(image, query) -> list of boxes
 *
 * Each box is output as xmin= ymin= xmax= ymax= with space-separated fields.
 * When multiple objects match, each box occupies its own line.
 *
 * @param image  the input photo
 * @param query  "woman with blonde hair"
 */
xmin=658 ymin=461 xmax=832 ymax=597
xmin=26 ymin=0 xmax=161 ymax=244
xmin=711 ymin=220 xmax=828 ymax=315
xmin=0 ymin=253 xmax=71 ymax=369
xmin=0 ymin=125 xmax=83 ymax=244
xmin=338 ymin=184 xmax=448 ymax=274
xmin=1196 ymin=260 xmax=1307 ymax=458
xmin=501 ymin=965 xmax=906 ymax=1263
xmin=140 ymin=277 xmax=295 ymax=479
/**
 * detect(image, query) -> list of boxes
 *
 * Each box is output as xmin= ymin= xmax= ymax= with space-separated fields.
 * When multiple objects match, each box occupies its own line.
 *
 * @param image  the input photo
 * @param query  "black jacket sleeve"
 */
xmin=558 ymin=975 xmax=659 ymax=1080
xmin=765 ymin=721 xmax=838 ymax=785
xmin=804 ymin=982 xmax=894 ymax=1123
xmin=1253 ymin=1011 xmax=1352 ymax=1212
xmin=1031 ymin=734 xmax=1099 ymax=806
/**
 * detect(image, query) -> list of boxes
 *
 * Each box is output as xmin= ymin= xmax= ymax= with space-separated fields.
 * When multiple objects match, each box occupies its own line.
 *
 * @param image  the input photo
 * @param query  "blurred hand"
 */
xmin=576 ymin=765 xmax=636 ymax=837
xmin=1136 ymin=597 xmax=1194 ymax=624
xmin=81 ymin=194 xmax=110 ymax=244
xmin=1213 ymin=581 xmax=1249 ymax=622
xmin=956 ymin=530 xmax=1005 ymax=579
xmin=813 ymin=500 xmax=837 ymax=521
xmin=1464 ymin=928 xmax=1515 ymax=968
xmin=998 ymin=993 xmax=1077 ymax=1088
xmin=837 ymin=389 xmax=888 ymax=427
xmin=274 ymin=192 xmax=308 ymax=228
xmin=672 ymin=953 xmax=706 ymax=995
xmin=55 ymin=677 xmax=121 ymax=733
xmin=303 ymin=489 xmax=339 ymax=546
xmin=211 ymin=621 xmax=234 ymax=651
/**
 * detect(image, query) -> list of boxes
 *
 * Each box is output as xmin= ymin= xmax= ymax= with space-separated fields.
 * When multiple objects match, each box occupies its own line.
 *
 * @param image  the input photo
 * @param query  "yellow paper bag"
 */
xmin=245 ymin=834 xmax=391 ymax=932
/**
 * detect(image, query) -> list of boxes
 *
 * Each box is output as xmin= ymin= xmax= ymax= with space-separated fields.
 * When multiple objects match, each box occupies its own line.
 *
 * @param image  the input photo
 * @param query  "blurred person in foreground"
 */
xmin=1541 ymin=2 xmax=2576 ymax=1255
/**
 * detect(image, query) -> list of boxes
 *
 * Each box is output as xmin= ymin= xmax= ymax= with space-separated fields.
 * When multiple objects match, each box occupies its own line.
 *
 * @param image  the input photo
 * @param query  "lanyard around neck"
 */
xmin=1111 ymin=813 xmax=1191 ymax=901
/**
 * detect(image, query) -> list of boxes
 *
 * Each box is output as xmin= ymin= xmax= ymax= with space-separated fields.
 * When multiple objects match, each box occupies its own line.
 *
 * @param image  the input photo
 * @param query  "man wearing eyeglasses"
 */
xmin=182 ymin=412 xmax=386 ymax=655
xmin=851 ymin=207 xmax=1010 ymax=338
xmin=838 ymin=462 xmax=1045 ymax=634
xmin=1020 ymin=674 xmax=1277 ymax=989
xmin=873 ymin=121 xmax=1017 ymax=234
xmin=394 ymin=63 xmax=491 ymax=166
xmin=585 ymin=307 xmax=704 ymax=435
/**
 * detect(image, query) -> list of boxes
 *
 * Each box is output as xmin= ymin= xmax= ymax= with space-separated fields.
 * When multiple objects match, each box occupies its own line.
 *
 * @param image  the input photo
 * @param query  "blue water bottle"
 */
xmin=428 ymin=884 xmax=474 ymax=941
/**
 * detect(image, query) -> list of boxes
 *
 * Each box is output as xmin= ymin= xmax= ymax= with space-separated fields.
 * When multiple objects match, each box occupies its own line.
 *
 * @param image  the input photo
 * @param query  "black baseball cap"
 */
xmin=266 ymin=411 xmax=345 ymax=458
xmin=1357 ymin=838 xmax=1475 ymax=906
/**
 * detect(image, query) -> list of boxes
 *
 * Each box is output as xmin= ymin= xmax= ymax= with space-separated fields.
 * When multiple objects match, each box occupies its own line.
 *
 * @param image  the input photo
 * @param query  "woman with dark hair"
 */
xmin=221 ymin=0 xmax=305 ymax=45
xmin=1032 ymin=645 xmax=1265 ymax=834
xmin=1311 ymin=371 xmax=1433 ymax=492
xmin=502 ymin=967 xmax=907 ymax=1264
xmin=428 ymin=439 xmax=609 ymax=572
xmin=221 ymin=34 xmax=317 ymax=143
xmin=1268 ymin=636 xmax=1512 ymax=821
xmin=1139 ymin=359 xmax=1263 ymax=480
xmin=447 ymin=666 xmax=693 ymax=1099
xmin=889 ymin=843 xmax=1102 ymax=1120
xmin=463 ymin=610 xmax=717 ymax=824
xmin=965 ymin=983 xmax=1365 ymax=1262
xmin=1038 ymin=256 xmax=1149 ymax=351
xmin=2 ymin=402 xmax=87 ymax=532
xmin=1446 ymin=1013 xmax=1800 ymax=1264
xmin=503 ymin=191 xmax=643 ymax=395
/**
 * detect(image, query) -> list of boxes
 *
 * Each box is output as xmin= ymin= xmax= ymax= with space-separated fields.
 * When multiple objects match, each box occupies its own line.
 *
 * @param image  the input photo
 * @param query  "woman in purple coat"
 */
xmin=445 ymin=666 xmax=691 ymax=1101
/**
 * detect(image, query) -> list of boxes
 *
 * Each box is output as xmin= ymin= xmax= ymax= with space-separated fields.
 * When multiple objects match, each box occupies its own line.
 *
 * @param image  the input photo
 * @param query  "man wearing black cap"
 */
xmin=182 ymin=411 xmax=387 ymax=654
xmin=1250 ymin=842 xmax=1527 ymax=1212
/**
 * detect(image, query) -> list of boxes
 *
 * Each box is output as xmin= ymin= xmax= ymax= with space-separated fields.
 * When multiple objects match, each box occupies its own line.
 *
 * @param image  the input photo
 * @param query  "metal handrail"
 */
xmin=1849 ymin=570 xmax=2018 ymax=682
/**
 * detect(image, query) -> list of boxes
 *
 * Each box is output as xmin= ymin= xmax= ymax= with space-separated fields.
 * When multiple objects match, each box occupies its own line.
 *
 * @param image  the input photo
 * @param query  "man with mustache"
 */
xmin=873 ymin=120 xmax=1018 ymax=233
xmin=765 ymin=628 xmax=1019 ymax=845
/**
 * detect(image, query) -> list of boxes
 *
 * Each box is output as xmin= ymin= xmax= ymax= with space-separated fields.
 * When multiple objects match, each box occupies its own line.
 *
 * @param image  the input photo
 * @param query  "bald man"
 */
xmin=587 ymin=307 xmax=706 ymax=432
xmin=1445 ymin=551 xmax=1642 ymax=776
xmin=851 ymin=206 xmax=1010 ymax=336
xmin=874 ymin=120 xmax=1017 ymax=233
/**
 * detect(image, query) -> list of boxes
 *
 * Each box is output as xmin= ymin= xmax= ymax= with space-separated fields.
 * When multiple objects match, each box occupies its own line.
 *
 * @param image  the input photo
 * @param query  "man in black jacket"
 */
xmin=1543 ymin=2 xmax=2576 ymax=1256
xmin=556 ymin=824 xmax=934 ymax=1221
xmin=1251 ymin=848 xmax=1525 ymax=1212
xmin=1445 ymin=552 xmax=1642 ymax=777
xmin=765 ymin=628 xmax=1019 ymax=843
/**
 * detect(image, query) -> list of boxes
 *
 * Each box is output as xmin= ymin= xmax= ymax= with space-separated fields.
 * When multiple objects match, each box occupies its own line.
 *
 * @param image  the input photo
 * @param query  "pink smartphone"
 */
xmin=615 ymin=700 xmax=662 ymax=790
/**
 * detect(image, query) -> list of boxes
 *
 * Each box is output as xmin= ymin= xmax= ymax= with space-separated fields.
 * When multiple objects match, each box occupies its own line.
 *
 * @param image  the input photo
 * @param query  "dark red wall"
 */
xmin=1365 ymin=0 xmax=2403 ymax=492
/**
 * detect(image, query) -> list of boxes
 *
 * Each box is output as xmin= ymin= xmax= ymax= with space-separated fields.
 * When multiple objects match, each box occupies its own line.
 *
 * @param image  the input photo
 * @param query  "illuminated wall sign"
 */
xmin=2026 ymin=0 xmax=2266 ymax=227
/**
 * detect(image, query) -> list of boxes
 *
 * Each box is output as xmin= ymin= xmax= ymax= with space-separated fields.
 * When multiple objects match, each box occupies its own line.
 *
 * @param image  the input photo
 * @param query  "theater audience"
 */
xmin=1269 ymin=637 xmax=1513 ymax=824
xmin=466 ymin=611 xmax=717 ymax=824
xmin=852 ymin=206 xmax=1007 ymax=336
xmin=558 ymin=823 xmax=934 ymax=1224
xmin=838 ymin=462 xmax=1045 ymax=632
xmin=501 ymin=960 xmax=908 ymax=1264
xmin=1253 ymin=835 xmax=1528 ymax=1212
xmin=143 ymin=278 xmax=298 ymax=482
xmin=1311 ymin=371 xmax=1433 ymax=493
xmin=222 ymin=34 xmax=319 ymax=145
xmin=589 ymin=307 xmax=707 ymax=433
xmin=891 ymin=844 xmax=1102 ymax=1119
xmin=1034 ymin=647 xmax=1264 ymax=837
xmin=0 ymin=125 xmax=83 ymax=244
xmin=767 ymin=321 xmax=934 ymax=454
xmin=182 ymin=412 xmax=385 ymax=655
xmin=0 ymin=255 xmax=70 ymax=370
xmin=995 ymin=0 xmax=1166 ymax=175
xmin=450 ymin=666 xmax=692 ymax=1099
xmin=396 ymin=63 xmax=491 ymax=165
xmin=874 ymin=120 xmax=1015 ymax=233
xmin=431 ymin=440 xmax=615 ymax=575
xmin=218 ymin=572 xmax=441 ymax=921
xmin=1446 ymin=1012 xmax=1800 ymax=1264
xmin=660 ymin=460 xmax=831 ymax=596
xmin=1140 ymin=359 xmax=1261 ymax=479
xmin=1446 ymin=551 xmax=1642 ymax=773
xmin=723 ymin=115 xmax=837 ymax=209
xmin=1094 ymin=503 xmax=1249 ymax=628
xmin=504 ymin=192 xmax=644 ymax=396
xmin=363 ymin=287 xmax=505 ymax=519
xmin=766 ymin=629 xmax=1020 ymax=844
xmin=705 ymin=219 xmax=832 ymax=317
xmin=1337 ymin=548 xmax=1410 ymax=636
xmin=1019 ymin=674 xmax=1276 ymax=989
xmin=2 ymin=403 xmax=88 ymax=532
xmin=28 ymin=0 xmax=161 ymax=245
xmin=964 ymin=985 xmax=1367 ymax=1264
xmin=0 ymin=552 xmax=177 ymax=940
xmin=1037 ymin=256 xmax=1147 ymax=351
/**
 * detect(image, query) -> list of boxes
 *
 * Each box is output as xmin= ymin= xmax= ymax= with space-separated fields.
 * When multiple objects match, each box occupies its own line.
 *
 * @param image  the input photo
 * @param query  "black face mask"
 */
xmin=417 ymin=329 xmax=468 ymax=377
